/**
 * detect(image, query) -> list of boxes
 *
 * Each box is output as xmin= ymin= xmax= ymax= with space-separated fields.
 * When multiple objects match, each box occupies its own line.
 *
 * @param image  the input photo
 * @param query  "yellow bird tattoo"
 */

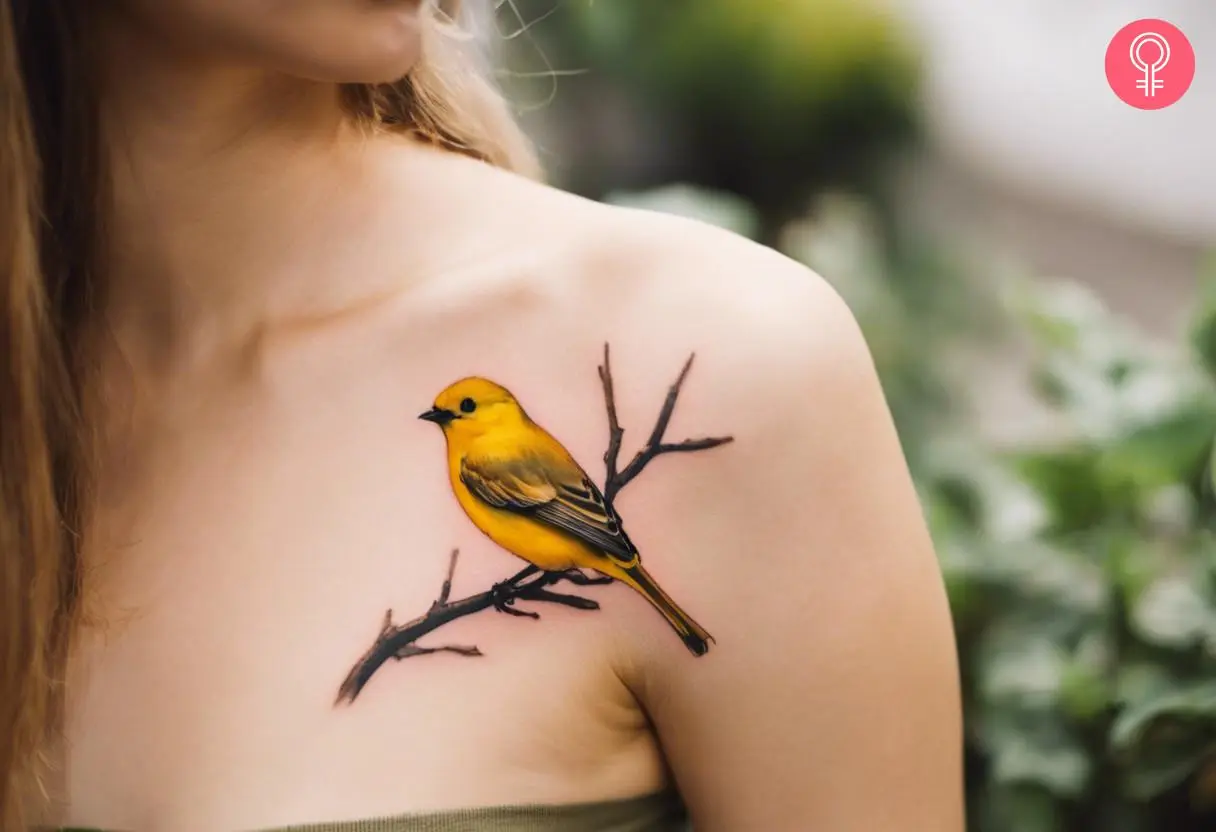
xmin=419 ymin=377 xmax=713 ymax=656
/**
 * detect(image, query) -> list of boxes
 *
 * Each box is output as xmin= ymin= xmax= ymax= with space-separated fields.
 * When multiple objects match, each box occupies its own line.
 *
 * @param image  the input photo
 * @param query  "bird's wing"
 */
xmin=460 ymin=449 xmax=636 ymax=563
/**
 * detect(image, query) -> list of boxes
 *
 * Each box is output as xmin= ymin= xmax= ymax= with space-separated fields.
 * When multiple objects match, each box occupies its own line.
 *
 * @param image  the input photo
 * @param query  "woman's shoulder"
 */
xmin=478 ymin=173 xmax=963 ymax=829
xmin=527 ymin=186 xmax=962 ymax=830
xmin=434 ymin=155 xmax=869 ymax=393
xmin=400 ymin=150 xmax=884 ymax=493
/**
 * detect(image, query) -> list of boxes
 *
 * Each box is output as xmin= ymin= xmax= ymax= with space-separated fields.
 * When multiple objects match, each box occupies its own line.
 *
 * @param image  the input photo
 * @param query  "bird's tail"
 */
xmin=618 ymin=563 xmax=713 ymax=656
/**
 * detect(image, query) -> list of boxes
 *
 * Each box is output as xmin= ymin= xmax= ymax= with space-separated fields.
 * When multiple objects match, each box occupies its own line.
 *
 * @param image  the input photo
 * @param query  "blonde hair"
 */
xmin=345 ymin=1 xmax=540 ymax=177
xmin=0 ymin=0 xmax=535 ymax=826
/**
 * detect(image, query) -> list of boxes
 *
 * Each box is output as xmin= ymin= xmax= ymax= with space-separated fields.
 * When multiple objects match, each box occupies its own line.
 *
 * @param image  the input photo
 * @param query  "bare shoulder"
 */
xmin=584 ymin=198 xmax=864 ymax=376
xmin=376 ymin=153 xmax=963 ymax=826
xmin=465 ymin=164 xmax=864 ymax=386
xmin=405 ymin=153 xmax=866 ymax=413
xmin=419 ymin=157 xmax=907 ymax=515
xmin=533 ymin=189 xmax=876 ymax=428
xmin=529 ymin=191 xmax=963 ymax=828
xmin=384 ymin=158 xmax=963 ymax=825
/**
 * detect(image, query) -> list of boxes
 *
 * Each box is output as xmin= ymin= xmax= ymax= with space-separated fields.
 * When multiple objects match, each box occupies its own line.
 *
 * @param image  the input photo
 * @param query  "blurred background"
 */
xmin=481 ymin=1 xmax=1215 ymax=829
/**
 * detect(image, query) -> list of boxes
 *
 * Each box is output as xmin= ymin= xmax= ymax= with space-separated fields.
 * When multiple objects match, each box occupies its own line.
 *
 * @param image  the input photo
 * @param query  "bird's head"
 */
xmin=419 ymin=377 xmax=527 ymax=440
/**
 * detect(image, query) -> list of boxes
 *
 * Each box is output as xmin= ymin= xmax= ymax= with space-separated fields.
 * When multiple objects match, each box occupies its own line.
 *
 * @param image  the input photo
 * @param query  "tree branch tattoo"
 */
xmin=336 ymin=345 xmax=733 ymax=705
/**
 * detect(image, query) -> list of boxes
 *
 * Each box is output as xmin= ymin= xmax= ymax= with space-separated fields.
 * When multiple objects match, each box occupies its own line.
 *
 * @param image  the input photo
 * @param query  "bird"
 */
xmin=419 ymin=376 xmax=713 ymax=656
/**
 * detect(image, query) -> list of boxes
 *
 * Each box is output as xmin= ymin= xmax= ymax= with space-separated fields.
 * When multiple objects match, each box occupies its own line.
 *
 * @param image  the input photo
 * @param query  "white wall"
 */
xmin=896 ymin=0 xmax=1215 ymax=244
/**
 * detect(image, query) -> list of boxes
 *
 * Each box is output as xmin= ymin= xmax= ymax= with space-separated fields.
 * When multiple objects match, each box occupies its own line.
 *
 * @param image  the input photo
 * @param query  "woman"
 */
xmin=1 ymin=1 xmax=964 ymax=830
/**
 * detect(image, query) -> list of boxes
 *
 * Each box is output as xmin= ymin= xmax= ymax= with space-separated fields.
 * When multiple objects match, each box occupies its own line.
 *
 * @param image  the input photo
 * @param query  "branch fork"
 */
xmin=335 ymin=344 xmax=733 ymax=704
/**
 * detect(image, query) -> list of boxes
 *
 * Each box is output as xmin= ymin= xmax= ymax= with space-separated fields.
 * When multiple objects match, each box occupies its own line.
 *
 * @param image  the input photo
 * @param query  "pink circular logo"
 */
xmin=1106 ymin=19 xmax=1195 ymax=109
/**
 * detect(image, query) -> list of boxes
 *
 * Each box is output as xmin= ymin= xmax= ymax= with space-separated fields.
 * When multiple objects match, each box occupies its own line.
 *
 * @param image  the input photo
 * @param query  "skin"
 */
xmin=61 ymin=1 xmax=964 ymax=830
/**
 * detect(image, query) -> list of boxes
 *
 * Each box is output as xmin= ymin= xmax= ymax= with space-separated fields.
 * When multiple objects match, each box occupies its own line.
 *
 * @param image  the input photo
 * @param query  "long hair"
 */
xmin=0 ymin=0 xmax=536 ymax=826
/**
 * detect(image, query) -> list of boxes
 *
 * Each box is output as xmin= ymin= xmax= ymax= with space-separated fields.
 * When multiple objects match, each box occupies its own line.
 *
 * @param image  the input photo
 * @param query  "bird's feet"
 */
xmin=490 ymin=579 xmax=540 ymax=619
xmin=555 ymin=569 xmax=614 ymax=587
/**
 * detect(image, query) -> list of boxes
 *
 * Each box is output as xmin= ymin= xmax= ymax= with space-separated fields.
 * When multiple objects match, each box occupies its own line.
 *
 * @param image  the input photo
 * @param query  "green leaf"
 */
xmin=1125 ymin=750 xmax=1215 ymax=802
xmin=1060 ymin=633 xmax=1113 ymax=722
xmin=1100 ymin=400 xmax=1216 ymax=497
xmin=1011 ymin=447 xmax=1114 ymax=533
xmin=1112 ymin=682 xmax=1216 ymax=749
xmin=1013 ymin=279 xmax=1107 ymax=354
xmin=1189 ymin=263 xmax=1216 ymax=380
xmin=974 ymin=704 xmax=1093 ymax=797
xmin=1011 ymin=542 xmax=1108 ymax=615
xmin=991 ymin=739 xmax=1093 ymax=798
xmin=1116 ymin=663 xmax=1179 ymax=708
xmin=1131 ymin=574 xmax=1216 ymax=651
xmin=978 ymin=784 xmax=1066 ymax=832
xmin=978 ymin=631 xmax=1067 ymax=706
xmin=1111 ymin=681 xmax=1216 ymax=799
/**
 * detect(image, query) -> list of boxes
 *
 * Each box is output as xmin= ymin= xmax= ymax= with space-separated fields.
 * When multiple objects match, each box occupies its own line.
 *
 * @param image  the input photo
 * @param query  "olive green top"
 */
xmin=60 ymin=790 xmax=688 ymax=832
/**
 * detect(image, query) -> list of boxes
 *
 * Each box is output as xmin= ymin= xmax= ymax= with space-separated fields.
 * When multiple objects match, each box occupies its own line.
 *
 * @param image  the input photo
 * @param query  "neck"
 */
xmin=98 ymin=12 xmax=391 ymax=364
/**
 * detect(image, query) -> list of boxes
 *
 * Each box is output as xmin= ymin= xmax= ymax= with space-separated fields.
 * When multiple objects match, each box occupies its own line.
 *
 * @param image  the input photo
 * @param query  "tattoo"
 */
xmin=336 ymin=344 xmax=732 ymax=705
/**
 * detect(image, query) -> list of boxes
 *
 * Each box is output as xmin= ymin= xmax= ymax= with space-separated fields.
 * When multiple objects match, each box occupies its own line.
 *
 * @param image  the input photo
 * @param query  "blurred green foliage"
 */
xmin=917 ymin=275 xmax=1216 ymax=832
xmin=508 ymin=0 xmax=920 ymax=225
xmin=615 ymin=186 xmax=1216 ymax=830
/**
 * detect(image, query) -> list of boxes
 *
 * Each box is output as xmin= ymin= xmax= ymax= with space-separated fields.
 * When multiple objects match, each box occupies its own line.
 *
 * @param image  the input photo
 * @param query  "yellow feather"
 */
xmin=421 ymin=376 xmax=712 ymax=655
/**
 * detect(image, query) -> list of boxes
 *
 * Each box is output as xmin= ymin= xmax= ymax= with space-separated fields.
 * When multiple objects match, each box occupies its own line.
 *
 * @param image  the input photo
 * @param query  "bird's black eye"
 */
xmin=459 ymin=397 xmax=477 ymax=414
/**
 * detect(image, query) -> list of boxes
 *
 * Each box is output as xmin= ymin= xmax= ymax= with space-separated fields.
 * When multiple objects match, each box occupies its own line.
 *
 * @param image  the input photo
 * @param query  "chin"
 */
xmin=340 ymin=8 xmax=427 ymax=83
xmin=290 ymin=9 xmax=427 ymax=84
xmin=110 ymin=0 xmax=432 ymax=84
xmin=319 ymin=44 xmax=423 ymax=85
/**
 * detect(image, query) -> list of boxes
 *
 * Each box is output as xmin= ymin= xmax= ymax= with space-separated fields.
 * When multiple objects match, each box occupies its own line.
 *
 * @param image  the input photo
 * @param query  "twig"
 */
xmin=335 ymin=345 xmax=732 ymax=704
xmin=598 ymin=343 xmax=625 ymax=487
xmin=431 ymin=546 xmax=459 ymax=609
xmin=600 ymin=349 xmax=734 ymax=505
xmin=335 ymin=552 xmax=609 ymax=704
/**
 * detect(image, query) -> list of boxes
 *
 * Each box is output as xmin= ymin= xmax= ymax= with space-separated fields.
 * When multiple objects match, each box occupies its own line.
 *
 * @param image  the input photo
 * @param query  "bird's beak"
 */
xmin=418 ymin=407 xmax=457 ymax=425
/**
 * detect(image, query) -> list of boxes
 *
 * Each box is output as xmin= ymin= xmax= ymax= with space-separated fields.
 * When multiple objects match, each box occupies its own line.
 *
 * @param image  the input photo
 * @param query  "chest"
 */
xmin=63 ymin=377 xmax=657 ymax=831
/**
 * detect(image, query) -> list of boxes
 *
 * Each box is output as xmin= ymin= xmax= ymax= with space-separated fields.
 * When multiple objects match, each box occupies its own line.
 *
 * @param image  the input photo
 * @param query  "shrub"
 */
xmin=508 ymin=0 xmax=921 ymax=222
xmin=799 ymin=200 xmax=1216 ymax=831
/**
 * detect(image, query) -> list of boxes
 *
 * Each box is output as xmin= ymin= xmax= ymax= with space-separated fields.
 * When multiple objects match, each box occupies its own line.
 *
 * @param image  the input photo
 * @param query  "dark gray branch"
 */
xmin=336 ymin=345 xmax=732 ymax=704
xmin=600 ymin=349 xmax=734 ymax=505
xmin=335 ymin=553 xmax=610 ymax=704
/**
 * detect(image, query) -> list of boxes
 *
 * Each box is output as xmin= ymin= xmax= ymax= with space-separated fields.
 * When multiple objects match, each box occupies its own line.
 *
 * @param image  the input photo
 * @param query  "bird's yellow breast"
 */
xmin=445 ymin=432 xmax=601 ymax=573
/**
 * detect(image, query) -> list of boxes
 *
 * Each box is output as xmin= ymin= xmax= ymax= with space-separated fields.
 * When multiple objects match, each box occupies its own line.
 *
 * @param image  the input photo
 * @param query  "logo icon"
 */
xmin=1131 ymin=32 xmax=1169 ymax=97
xmin=1106 ymin=19 xmax=1195 ymax=109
